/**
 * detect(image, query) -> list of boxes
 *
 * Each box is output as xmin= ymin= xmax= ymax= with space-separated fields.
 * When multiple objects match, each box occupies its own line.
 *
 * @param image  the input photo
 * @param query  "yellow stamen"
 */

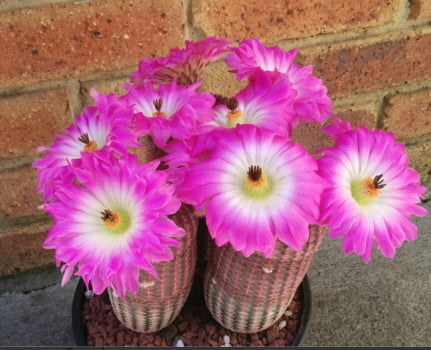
xmin=351 ymin=174 xmax=386 ymax=205
xmin=101 ymin=209 xmax=120 ymax=228
xmin=247 ymin=165 xmax=267 ymax=189
xmin=225 ymin=96 xmax=245 ymax=128
xmin=152 ymin=111 xmax=168 ymax=118
xmin=227 ymin=109 xmax=243 ymax=121
xmin=78 ymin=133 xmax=98 ymax=153
xmin=243 ymin=165 xmax=272 ymax=199
xmin=152 ymin=98 xmax=167 ymax=118
xmin=363 ymin=174 xmax=386 ymax=198
xmin=83 ymin=140 xmax=98 ymax=152
xmin=226 ymin=110 xmax=244 ymax=128
xmin=247 ymin=173 xmax=267 ymax=188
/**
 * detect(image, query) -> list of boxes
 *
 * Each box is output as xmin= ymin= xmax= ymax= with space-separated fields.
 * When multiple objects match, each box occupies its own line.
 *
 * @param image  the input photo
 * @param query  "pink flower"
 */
xmin=210 ymin=69 xmax=297 ymax=137
xmin=318 ymin=124 xmax=428 ymax=263
xmin=321 ymin=116 xmax=353 ymax=140
xmin=176 ymin=124 xmax=325 ymax=257
xmin=226 ymin=38 xmax=332 ymax=125
xmin=162 ymin=129 xmax=224 ymax=188
xmin=125 ymin=80 xmax=215 ymax=149
xmin=33 ymin=89 xmax=140 ymax=201
xmin=42 ymin=152 xmax=184 ymax=297
xmin=131 ymin=37 xmax=231 ymax=86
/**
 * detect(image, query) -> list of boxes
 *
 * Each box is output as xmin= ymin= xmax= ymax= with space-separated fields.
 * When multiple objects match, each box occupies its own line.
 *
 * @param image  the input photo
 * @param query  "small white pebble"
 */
xmin=278 ymin=320 xmax=287 ymax=329
xmin=284 ymin=310 xmax=293 ymax=317
xmin=175 ymin=339 xmax=184 ymax=347
xmin=223 ymin=335 xmax=231 ymax=345
xmin=262 ymin=267 xmax=273 ymax=273
xmin=123 ymin=34 xmax=130 ymax=39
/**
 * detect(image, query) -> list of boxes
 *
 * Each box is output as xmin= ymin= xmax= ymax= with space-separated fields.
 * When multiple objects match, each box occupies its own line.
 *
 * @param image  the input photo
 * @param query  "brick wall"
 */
xmin=0 ymin=0 xmax=430 ymax=277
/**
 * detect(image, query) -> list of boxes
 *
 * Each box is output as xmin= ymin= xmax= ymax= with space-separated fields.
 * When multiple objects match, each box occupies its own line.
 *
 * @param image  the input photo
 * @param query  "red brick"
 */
xmin=191 ymin=0 xmax=399 ymax=43
xmin=0 ymin=0 xmax=185 ymax=89
xmin=291 ymin=106 xmax=377 ymax=154
xmin=383 ymin=89 xmax=431 ymax=139
xmin=409 ymin=0 xmax=431 ymax=19
xmin=0 ymin=0 xmax=67 ymax=12
xmin=201 ymin=60 xmax=247 ymax=97
xmin=291 ymin=122 xmax=332 ymax=156
xmin=0 ymin=167 xmax=43 ymax=219
xmin=0 ymin=88 xmax=71 ymax=158
xmin=406 ymin=141 xmax=431 ymax=185
xmin=0 ymin=222 xmax=53 ymax=276
xmin=81 ymin=76 xmax=129 ymax=106
xmin=298 ymin=32 xmax=431 ymax=98
xmin=335 ymin=106 xmax=377 ymax=130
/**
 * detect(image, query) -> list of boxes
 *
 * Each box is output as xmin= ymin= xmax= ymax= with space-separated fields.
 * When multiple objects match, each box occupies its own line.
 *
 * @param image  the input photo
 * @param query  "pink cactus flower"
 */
xmin=176 ymin=124 xmax=325 ymax=258
xmin=33 ymin=89 xmax=140 ymax=201
xmin=226 ymin=38 xmax=332 ymax=126
xmin=318 ymin=122 xmax=428 ymax=262
xmin=42 ymin=153 xmax=184 ymax=297
xmin=131 ymin=37 xmax=231 ymax=86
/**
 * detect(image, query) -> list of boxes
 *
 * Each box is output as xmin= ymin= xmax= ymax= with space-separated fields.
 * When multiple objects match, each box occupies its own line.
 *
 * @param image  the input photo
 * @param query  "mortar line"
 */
xmin=277 ymin=19 xmax=431 ymax=52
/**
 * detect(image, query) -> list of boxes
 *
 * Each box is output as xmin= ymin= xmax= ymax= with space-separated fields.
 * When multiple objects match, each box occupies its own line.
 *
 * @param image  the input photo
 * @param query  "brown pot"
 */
xmin=203 ymin=225 xmax=326 ymax=333
xmin=107 ymin=204 xmax=198 ymax=333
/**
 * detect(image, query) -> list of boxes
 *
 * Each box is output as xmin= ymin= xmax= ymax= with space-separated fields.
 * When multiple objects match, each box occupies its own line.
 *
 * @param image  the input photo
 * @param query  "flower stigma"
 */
xmin=226 ymin=97 xmax=244 ymax=128
xmin=243 ymin=165 xmax=272 ymax=199
xmin=78 ymin=133 xmax=98 ymax=152
xmin=152 ymin=98 xmax=168 ymax=118
xmin=351 ymin=174 xmax=386 ymax=205
xmin=100 ymin=209 xmax=131 ymax=234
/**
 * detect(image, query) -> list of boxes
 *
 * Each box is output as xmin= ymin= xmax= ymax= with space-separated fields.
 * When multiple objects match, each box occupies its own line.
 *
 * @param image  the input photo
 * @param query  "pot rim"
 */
xmin=72 ymin=275 xmax=312 ymax=346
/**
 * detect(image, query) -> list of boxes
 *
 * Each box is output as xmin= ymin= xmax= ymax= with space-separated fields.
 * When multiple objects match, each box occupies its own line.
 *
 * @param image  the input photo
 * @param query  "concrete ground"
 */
xmin=0 ymin=199 xmax=430 ymax=347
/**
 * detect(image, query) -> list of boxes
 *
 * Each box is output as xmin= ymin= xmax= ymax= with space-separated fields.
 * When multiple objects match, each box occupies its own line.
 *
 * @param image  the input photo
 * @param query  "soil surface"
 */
xmin=81 ymin=262 xmax=304 ymax=346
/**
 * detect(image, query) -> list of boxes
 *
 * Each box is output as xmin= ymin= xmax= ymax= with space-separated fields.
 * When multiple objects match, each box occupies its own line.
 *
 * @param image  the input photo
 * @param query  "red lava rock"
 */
xmin=153 ymin=335 xmax=162 ymax=346
xmin=250 ymin=338 xmax=264 ymax=346
xmin=159 ymin=324 xmax=177 ymax=344
xmin=204 ymin=322 xmax=217 ymax=336
xmin=266 ymin=324 xmax=280 ymax=344
xmin=177 ymin=321 xmax=189 ymax=332
xmin=183 ymin=330 xmax=194 ymax=339
xmin=206 ymin=338 xmax=220 ymax=346
xmin=250 ymin=333 xmax=260 ymax=342
xmin=94 ymin=335 xmax=104 ymax=346
xmin=190 ymin=320 xmax=200 ymax=332
xmin=105 ymin=335 xmax=115 ymax=345
xmin=102 ymin=303 xmax=112 ymax=311
xmin=116 ymin=331 xmax=125 ymax=346
xmin=288 ymin=319 xmax=296 ymax=329
xmin=80 ymin=261 xmax=305 ymax=346
xmin=236 ymin=333 xmax=247 ymax=343
xmin=274 ymin=339 xmax=287 ymax=346
xmin=217 ymin=328 xmax=227 ymax=338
